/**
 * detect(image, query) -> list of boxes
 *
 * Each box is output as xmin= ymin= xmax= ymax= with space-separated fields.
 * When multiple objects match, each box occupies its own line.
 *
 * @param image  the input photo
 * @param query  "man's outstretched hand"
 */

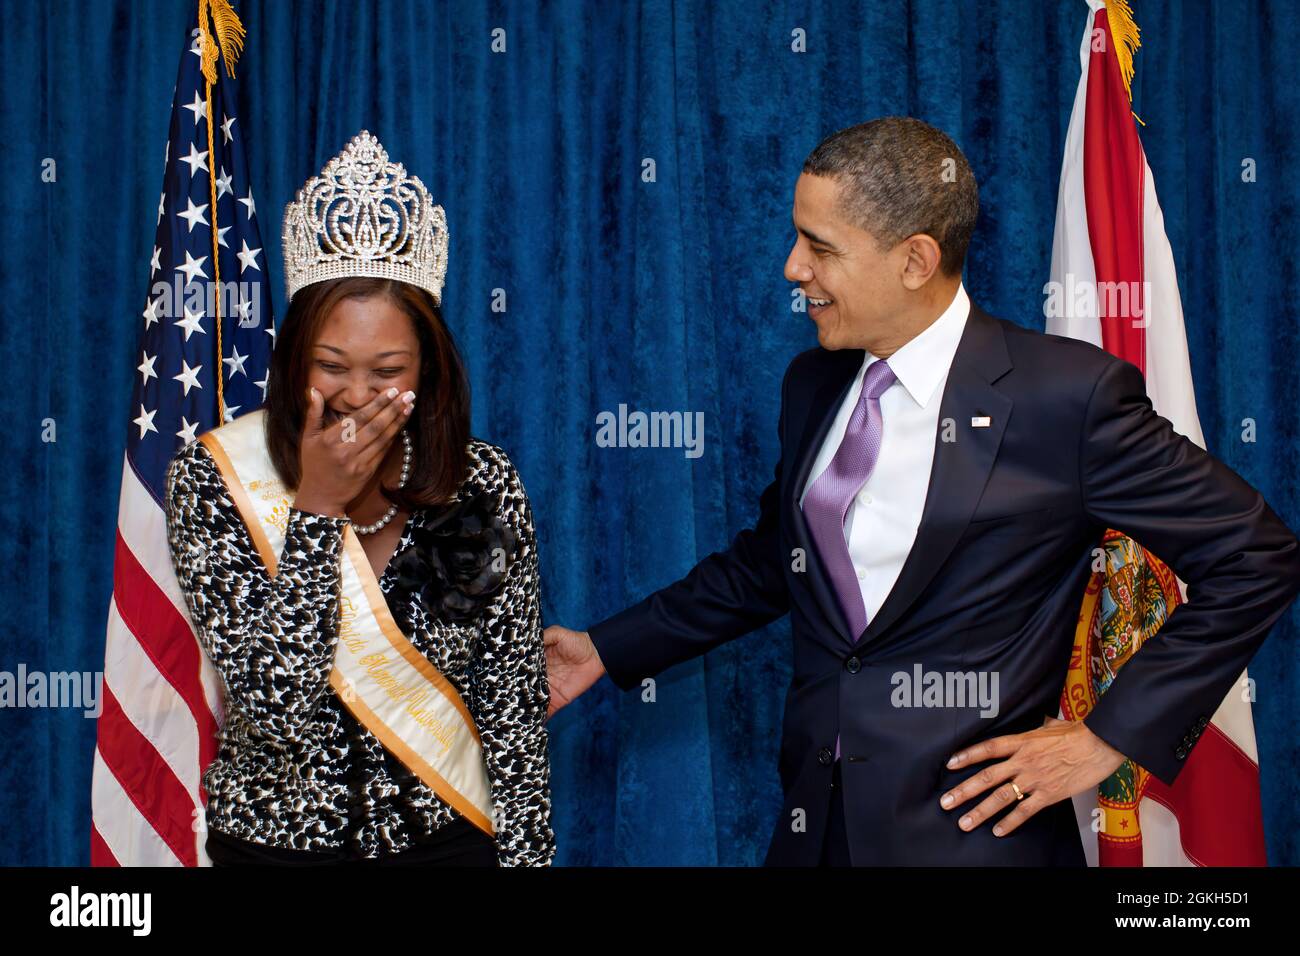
xmin=543 ymin=625 xmax=607 ymax=719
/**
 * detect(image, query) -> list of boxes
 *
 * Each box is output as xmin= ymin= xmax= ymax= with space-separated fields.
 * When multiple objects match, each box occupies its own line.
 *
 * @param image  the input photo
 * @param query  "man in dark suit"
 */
xmin=544 ymin=117 xmax=1300 ymax=865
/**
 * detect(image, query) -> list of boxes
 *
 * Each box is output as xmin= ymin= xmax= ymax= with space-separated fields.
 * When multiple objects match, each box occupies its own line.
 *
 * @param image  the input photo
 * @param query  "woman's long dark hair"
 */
xmin=263 ymin=276 xmax=471 ymax=511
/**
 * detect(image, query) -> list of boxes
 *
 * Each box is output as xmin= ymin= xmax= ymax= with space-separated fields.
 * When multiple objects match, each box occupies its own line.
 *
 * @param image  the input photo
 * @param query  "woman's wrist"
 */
xmin=292 ymin=493 xmax=349 ymax=520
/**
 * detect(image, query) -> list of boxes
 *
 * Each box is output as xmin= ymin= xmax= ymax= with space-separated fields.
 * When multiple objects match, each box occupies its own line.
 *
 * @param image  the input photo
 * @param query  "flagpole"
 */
xmin=196 ymin=0 xmax=246 ymax=424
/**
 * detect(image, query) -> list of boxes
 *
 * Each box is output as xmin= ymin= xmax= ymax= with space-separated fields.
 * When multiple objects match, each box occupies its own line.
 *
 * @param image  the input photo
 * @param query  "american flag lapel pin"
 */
xmin=971 ymin=415 xmax=992 ymax=428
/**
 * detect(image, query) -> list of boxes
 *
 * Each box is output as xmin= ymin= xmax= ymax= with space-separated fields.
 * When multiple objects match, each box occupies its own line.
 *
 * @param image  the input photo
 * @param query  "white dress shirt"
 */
xmin=799 ymin=283 xmax=970 ymax=625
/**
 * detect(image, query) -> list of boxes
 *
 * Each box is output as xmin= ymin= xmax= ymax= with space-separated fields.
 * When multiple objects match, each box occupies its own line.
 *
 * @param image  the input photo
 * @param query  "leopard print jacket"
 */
xmin=163 ymin=436 xmax=554 ymax=866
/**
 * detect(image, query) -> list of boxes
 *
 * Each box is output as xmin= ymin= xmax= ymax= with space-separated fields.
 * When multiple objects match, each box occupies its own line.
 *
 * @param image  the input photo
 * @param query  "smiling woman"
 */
xmin=263 ymin=275 xmax=471 ymax=519
xmin=162 ymin=130 xmax=554 ymax=867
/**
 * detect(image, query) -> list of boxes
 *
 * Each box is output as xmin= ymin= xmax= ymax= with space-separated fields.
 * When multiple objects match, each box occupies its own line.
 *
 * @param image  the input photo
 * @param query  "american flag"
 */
xmin=91 ymin=2 xmax=271 ymax=866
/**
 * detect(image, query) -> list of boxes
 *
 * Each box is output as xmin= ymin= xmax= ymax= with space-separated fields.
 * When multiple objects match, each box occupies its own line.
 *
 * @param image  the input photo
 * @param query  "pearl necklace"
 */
xmin=351 ymin=428 xmax=413 ymax=535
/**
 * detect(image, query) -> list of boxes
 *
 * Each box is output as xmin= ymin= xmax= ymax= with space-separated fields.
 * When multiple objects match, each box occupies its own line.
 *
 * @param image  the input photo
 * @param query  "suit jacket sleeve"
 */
xmin=1078 ymin=357 xmax=1300 ymax=785
xmin=587 ymin=362 xmax=797 ymax=690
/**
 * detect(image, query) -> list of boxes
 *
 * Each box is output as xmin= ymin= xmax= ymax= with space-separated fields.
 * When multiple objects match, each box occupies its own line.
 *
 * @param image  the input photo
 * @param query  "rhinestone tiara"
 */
xmin=282 ymin=130 xmax=448 ymax=303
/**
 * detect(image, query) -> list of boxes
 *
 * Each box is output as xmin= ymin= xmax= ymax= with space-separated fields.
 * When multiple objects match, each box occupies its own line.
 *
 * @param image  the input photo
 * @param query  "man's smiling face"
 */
xmin=784 ymin=172 xmax=910 ymax=354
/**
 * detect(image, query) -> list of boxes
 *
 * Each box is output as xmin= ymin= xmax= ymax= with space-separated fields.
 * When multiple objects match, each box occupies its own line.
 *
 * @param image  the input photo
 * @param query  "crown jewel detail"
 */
xmin=282 ymin=130 xmax=448 ymax=303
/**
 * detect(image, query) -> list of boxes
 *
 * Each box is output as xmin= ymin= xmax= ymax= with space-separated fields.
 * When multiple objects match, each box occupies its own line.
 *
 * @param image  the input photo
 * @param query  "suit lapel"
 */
xmin=855 ymin=305 xmax=1013 ymax=648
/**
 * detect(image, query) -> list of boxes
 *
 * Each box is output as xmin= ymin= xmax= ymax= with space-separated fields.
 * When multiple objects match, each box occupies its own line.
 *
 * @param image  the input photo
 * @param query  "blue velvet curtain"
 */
xmin=2 ymin=0 xmax=1296 ymax=866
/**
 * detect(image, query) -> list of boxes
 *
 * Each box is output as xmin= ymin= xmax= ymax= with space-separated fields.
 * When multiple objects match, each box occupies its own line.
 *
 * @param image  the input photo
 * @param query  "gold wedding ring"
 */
xmin=1009 ymin=782 xmax=1025 ymax=801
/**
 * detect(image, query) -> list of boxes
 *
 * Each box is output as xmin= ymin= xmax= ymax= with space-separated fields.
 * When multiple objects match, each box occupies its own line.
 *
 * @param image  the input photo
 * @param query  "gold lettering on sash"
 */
xmin=357 ymin=652 xmax=456 ymax=755
xmin=338 ymin=595 xmax=366 ymax=654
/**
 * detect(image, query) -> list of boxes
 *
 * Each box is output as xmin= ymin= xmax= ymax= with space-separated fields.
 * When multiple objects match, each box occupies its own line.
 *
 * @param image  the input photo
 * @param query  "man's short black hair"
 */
xmin=802 ymin=117 xmax=979 ymax=278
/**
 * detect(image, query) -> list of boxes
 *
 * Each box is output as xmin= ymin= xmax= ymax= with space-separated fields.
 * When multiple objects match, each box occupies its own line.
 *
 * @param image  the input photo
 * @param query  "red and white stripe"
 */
xmin=90 ymin=454 xmax=223 ymax=866
xmin=1050 ymin=0 xmax=1266 ymax=866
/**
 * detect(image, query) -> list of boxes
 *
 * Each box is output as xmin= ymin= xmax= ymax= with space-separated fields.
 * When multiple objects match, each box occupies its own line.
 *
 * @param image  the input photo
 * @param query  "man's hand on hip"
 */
xmin=938 ymin=715 xmax=1128 ymax=837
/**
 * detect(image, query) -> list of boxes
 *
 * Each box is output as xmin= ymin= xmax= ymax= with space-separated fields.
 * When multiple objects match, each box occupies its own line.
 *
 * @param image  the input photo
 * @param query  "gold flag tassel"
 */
xmin=1103 ymin=0 xmax=1146 ymax=126
xmin=197 ymin=0 xmax=247 ymax=425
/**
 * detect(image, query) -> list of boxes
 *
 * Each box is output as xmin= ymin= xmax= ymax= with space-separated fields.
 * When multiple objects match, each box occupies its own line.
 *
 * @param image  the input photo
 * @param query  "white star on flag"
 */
xmin=175 ymin=250 xmax=208 ymax=283
xmin=223 ymin=345 xmax=249 ymax=379
xmin=236 ymin=240 xmax=262 ymax=274
xmin=174 ymin=306 xmax=206 ymax=341
xmin=142 ymin=296 xmax=163 ymax=328
xmin=182 ymin=91 xmax=206 ymax=124
xmin=180 ymin=142 xmax=210 ymax=178
xmin=132 ymin=404 xmax=158 ymax=439
xmin=177 ymin=197 xmax=209 ymax=232
xmin=138 ymin=351 xmax=157 ymax=384
xmin=173 ymin=359 xmax=204 ymax=395
xmin=176 ymin=417 xmax=200 ymax=445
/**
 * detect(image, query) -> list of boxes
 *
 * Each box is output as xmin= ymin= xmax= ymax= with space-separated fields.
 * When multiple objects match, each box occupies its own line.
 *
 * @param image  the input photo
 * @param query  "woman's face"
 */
xmin=308 ymin=294 xmax=422 ymax=428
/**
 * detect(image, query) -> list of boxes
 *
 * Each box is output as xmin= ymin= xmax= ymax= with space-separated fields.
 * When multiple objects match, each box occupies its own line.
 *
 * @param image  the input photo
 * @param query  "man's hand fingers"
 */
xmin=940 ymin=759 xmax=1016 ymax=814
xmin=542 ymin=626 xmax=604 ymax=723
xmin=989 ymin=792 xmax=1046 ymax=837
xmin=544 ymin=634 xmax=578 ymax=721
xmin=946 ymin=732 xmax=1018 ymax=769
xmin=545 ymin=679 xmax=571 ymax=720
xmin=954 ymin=779 xmax=1027 ymax=832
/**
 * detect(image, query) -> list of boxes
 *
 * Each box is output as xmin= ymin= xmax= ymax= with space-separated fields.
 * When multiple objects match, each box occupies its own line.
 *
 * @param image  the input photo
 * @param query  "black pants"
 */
xmin=819 ymin=760 xmax=852 ymax=867
xmin=206 ymin=816 xmax=498 ymax=867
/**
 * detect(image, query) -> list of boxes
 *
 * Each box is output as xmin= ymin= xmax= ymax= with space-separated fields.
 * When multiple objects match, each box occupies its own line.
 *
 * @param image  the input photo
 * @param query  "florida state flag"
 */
xmin=1049 ymin=0 xmax=1266 ymax=865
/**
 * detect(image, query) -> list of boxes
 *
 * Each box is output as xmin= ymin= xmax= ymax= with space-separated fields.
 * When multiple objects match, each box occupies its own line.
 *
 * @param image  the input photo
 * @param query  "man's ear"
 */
xmin=899 ymin=233 xmax=943 ymax=290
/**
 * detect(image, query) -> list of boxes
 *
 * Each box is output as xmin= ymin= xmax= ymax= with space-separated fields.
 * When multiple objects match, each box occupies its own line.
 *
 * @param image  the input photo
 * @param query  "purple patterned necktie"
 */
xmin=803 ymin=359 xmax=896 ymax=761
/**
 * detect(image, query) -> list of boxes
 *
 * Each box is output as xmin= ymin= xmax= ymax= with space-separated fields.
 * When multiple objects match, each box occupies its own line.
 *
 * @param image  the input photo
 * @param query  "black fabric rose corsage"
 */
xmin=387 ymin=490 xmax=520 ymax=623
